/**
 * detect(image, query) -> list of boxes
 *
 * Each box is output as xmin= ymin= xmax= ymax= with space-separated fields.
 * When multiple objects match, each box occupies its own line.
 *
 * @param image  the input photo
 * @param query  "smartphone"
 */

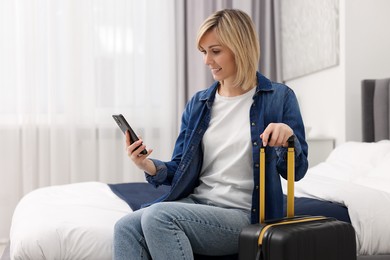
xmin=112 ymin=114 xmax=148 ymax=155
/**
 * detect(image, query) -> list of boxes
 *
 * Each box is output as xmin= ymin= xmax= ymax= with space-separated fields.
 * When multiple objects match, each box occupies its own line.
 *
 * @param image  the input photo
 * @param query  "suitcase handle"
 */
xmin=259 ymin=135 xmax=295 ymax=223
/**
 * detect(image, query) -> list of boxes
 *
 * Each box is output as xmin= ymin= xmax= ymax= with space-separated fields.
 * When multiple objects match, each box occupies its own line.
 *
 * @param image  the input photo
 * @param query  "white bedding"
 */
xmin=282 ymin=140 xmax=390 ymax=255
xmin=10 ymin=182 xmax=132 ymax=260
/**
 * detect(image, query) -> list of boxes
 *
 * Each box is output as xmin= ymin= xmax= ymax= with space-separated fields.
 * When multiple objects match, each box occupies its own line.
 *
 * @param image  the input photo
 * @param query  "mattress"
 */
xmin=9 ymin=181 xmax=170 ymax=260
xmin=10 ymin=182 xmax=132 ymax=260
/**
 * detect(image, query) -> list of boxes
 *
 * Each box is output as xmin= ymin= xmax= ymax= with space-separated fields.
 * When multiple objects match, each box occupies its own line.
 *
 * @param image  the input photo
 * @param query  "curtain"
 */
xmin=179 ymin=0 xmax=282 ymax=100
xmin=0 ymin=0 xmax=178 ymax=241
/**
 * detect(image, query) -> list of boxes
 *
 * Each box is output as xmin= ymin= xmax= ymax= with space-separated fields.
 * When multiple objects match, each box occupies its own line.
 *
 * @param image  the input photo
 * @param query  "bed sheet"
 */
xmin=10 ymin=182 xmax=132 ymax=260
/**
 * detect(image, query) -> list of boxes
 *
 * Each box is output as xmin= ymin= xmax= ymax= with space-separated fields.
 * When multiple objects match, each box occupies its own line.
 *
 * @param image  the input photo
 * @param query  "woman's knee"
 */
xmin=114 ymin=211 xmax=144 ymax=238
xmin=140 ymin=202 xmax=183 ymax=234
xmin=141 ymin=203 xmax=170 ymax=224
xmin=114 ymin=215 xmax=129 ymax=235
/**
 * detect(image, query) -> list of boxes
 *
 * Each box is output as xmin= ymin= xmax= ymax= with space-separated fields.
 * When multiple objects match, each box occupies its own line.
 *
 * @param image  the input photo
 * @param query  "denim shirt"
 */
xmin=145 ymin=72 xmax=308 ymax=224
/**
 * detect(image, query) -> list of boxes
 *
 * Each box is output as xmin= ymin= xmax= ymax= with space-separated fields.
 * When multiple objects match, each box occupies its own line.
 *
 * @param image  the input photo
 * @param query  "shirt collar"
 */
xmin=200 ymin=72 xmax=274 ymax=102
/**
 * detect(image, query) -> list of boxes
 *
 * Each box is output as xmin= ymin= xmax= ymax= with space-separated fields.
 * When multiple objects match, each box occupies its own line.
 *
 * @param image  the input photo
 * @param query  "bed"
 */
xmin=2 ymin=78 xmax=390 ymax=260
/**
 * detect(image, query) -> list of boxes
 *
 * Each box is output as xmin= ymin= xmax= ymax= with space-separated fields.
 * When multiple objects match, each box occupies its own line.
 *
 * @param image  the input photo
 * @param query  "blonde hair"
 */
xmin=196 ymin=9 xmax=260 ymax=90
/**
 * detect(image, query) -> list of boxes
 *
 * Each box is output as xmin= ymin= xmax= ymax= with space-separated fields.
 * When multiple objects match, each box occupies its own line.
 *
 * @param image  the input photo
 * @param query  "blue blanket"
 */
xmin=108 ymin=182 xmax=170 ymax=211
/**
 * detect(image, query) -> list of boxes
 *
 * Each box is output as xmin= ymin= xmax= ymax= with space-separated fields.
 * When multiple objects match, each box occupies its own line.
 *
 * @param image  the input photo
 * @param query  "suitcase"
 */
xmin=238 ymin=136 xmax=357 ymax=260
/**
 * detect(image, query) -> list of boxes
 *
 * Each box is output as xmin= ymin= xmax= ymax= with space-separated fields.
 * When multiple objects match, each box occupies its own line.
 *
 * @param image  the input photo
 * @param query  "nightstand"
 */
xmin=306 ymin=138 xmax=335 ymax=168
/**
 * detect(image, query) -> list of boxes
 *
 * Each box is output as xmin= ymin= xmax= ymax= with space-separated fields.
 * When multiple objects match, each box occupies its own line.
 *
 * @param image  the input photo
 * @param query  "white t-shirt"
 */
xmin=190 ymin=87 xmax=255 ymax=211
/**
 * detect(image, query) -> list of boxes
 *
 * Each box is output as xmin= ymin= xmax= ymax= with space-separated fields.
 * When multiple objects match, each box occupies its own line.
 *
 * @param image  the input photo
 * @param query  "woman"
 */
xmin=113 ymin=9 xmax=308 ymax=259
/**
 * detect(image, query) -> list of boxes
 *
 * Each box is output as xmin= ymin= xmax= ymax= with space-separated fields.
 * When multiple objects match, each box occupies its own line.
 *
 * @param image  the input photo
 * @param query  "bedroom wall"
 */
xmin=285 ymin=0 xmax=346 ymax=145
xmin=286 ymin=0 xmax=390 ymax=145
xmin=345 ymin=0 xmax=390 ymax=142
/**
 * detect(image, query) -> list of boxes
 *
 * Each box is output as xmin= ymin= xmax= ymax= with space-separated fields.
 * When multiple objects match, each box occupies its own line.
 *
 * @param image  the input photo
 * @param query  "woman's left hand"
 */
xmin=260 ymin=123 xmax=293 ymax=147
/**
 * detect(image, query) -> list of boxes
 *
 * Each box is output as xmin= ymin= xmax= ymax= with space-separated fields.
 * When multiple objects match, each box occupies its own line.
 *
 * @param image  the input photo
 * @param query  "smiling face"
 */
xmin=198 ymin=29 xmax=237 ymax=87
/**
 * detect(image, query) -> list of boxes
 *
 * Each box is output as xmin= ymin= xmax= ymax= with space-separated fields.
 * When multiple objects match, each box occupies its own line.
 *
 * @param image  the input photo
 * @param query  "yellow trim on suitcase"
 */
xmin=260 ymin=147 xmax=265 ymax=223
xmin=287 ymin=147 xmax=295 ymax=218
xmin=259 ymin=138 xmax=295 ymax=224
xmin=257 ymin=216 xmax=327 ymax=245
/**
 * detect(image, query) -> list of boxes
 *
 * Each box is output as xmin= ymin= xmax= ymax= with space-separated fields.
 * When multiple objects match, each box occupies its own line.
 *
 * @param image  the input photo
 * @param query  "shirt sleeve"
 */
xmin=144 ymin=159 xmax=168 ymax=187
xmin=276 ymin=88 xmax=308 ymax=181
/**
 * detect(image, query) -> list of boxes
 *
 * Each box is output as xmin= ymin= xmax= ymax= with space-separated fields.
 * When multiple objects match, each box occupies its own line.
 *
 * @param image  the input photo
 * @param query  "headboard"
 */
xmin=362 ymin=78 xmax=390 ymax=142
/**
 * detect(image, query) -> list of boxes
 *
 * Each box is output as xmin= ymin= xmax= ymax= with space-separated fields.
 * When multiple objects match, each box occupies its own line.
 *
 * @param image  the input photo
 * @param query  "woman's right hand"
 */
xmin=125 ymin=130 xmax=157 ymax=176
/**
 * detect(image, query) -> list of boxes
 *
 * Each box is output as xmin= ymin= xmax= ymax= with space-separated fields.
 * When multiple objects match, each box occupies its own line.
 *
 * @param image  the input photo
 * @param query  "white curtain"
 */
xmin=0 ymin=0 xmax=179 ymax=241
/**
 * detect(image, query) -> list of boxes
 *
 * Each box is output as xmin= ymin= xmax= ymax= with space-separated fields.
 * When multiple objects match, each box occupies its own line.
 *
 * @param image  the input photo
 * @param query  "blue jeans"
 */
xmin=113 ymin=197 xmax=251 ymax=260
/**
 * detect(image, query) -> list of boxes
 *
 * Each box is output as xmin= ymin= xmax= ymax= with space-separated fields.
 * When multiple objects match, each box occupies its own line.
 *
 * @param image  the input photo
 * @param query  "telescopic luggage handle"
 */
xmin=259 ymin=135 xmax=295 ymax=223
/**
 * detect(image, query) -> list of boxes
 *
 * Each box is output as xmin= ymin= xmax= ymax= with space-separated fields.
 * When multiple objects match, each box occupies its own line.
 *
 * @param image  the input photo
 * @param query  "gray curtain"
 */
xmin=176 ymin=0 xmax=282 ymax=104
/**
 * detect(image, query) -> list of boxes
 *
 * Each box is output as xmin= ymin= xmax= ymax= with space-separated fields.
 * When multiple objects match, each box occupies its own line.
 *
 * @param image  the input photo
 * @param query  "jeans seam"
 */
xmin=170 ymin=221 xmax=189 ymax=260
xmin=138 ymin=236 xmax=148 ymax=259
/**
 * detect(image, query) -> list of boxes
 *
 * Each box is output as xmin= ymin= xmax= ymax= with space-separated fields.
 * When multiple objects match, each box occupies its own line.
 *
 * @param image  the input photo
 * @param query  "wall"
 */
xmin=286 ymin=0 xmax=346 ymax=145
xmin=345 ymin=0 xmax=390 ymax=141
xmin=286 ymin=0 xmax=390 ymax=145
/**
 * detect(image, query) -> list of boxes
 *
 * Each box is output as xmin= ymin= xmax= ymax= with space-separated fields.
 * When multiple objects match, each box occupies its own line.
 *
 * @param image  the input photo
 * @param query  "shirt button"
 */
xmin=251 ymin=122 xmax=256 ymax=126
xmin=255 ymin=163 xmax=259 ymax=168
xmin=252 ymin=209 xmax=256 ymax=212
xmin=255 ymin=185 xmax=259 ymax=190
xmin=253 ymin=142 xmax=258 ymax=146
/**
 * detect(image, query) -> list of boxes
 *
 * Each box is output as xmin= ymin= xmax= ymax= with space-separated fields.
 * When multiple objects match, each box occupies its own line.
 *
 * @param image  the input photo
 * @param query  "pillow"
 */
xmin=325 ymin=141 xmax=390 ymax=177
xmin=355 ymin=151 xmax=390 ymax=192
xmin=368 ymin=151 xmax=390 ymax=178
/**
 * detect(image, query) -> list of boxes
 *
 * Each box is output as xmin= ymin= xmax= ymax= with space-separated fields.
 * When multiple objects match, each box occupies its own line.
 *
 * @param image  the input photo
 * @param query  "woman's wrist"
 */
xmin=142 ymin=159 xmax=157 ymax=176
